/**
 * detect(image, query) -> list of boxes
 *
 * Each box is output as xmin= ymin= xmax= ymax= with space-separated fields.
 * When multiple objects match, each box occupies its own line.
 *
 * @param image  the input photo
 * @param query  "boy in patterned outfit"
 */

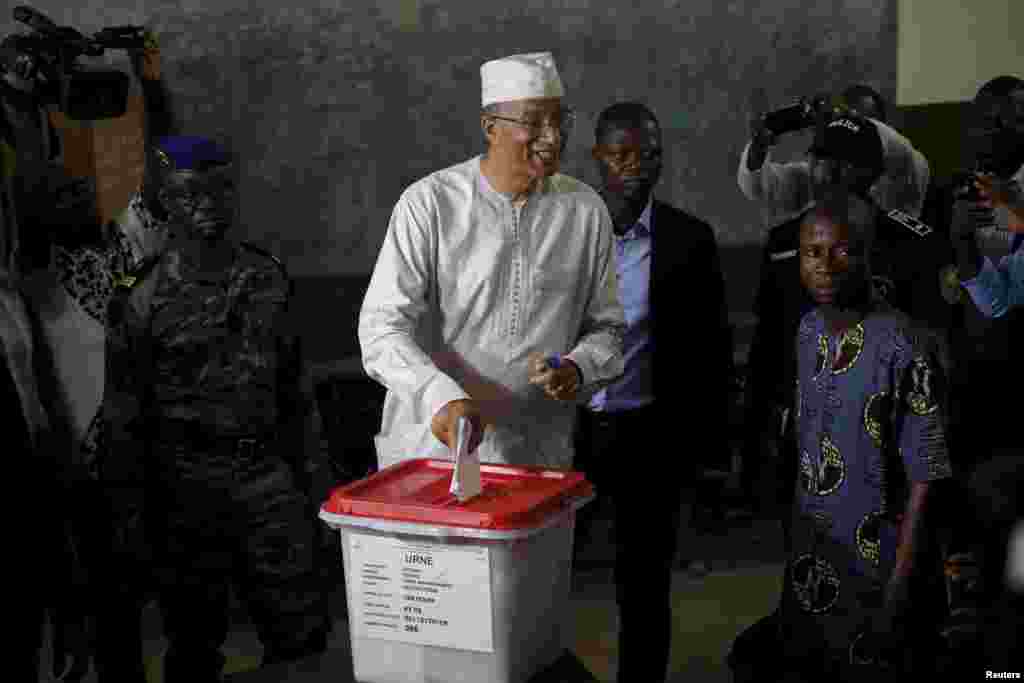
xmin=774 ymin=189 xmax=953 ymax=679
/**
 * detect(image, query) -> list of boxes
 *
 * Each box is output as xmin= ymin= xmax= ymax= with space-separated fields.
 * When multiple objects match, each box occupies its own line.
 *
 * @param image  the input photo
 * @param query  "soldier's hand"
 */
xmin=528 ymin=354 xmax=582 ymax=402
xmin=130 ymin=30 xmax=161 ymax=81
xmin=431 ymin=399 xmax=485 ymax=454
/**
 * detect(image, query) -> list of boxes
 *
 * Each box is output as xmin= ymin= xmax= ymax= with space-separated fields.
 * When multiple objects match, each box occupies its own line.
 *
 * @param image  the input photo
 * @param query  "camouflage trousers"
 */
xmin=149 ymin=437 xmax=331 ymax=680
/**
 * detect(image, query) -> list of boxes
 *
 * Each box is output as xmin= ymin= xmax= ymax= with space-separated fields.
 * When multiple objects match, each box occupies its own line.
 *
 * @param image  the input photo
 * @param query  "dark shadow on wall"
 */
xmin=892 ymin=100 xmax=973 ymax=184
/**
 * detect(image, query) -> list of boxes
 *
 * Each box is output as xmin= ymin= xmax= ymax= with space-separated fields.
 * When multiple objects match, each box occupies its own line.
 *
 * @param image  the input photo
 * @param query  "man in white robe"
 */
xmin=359 ymin=51 xmax=625 ymax=469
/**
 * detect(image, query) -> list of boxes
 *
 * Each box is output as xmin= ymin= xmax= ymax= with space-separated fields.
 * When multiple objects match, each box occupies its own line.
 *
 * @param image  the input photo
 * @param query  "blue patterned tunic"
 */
xmin=783 ymin=299 xmax=953 ymax=664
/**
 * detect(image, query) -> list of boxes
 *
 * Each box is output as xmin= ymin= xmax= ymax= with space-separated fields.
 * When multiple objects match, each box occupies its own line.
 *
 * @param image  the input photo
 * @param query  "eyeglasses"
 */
xmin=488 ymin=107 xmax=577 ymax=138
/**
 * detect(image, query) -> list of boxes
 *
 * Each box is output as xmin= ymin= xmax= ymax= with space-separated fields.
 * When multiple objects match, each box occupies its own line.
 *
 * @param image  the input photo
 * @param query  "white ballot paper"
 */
xmin=448 ymin=417 xmax=482 ymax=502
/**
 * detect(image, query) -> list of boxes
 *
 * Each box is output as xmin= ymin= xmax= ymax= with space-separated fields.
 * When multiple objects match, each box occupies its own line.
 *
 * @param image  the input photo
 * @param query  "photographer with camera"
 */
xmin=945 ymin=76 xmax=1024 ymax=471
xmin=945 ymin=74 xmax=1024 ymax=671
xmin=953 ymin=77 xmax=1024 ymax=314
xmin=2 ymin=8 xmax=177 ymax=680
xmin=739 ymin=84 xmax=931 ymax=219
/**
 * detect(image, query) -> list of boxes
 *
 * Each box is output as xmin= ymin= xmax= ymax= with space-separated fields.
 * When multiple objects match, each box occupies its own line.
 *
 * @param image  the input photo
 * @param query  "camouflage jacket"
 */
xmin=102 ymin=239 xmax=324 ymax=490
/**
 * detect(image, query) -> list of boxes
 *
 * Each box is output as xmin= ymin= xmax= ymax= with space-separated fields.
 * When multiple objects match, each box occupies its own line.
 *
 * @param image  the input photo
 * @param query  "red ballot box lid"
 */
xmin=321 ymin=459 xmax=593 ymax=531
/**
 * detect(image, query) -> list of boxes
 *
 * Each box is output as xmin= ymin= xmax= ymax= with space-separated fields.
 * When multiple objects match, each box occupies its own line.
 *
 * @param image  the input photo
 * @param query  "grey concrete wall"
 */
xmin=3 ymin=0 xmax=898 ymax=359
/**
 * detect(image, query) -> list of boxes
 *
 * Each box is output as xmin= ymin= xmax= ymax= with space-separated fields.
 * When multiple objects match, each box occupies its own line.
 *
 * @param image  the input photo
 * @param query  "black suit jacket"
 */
xmin=648 ymin=200 xmax=734 ymax=460
xmin=743 ymin=212 xmax=812 ymax=443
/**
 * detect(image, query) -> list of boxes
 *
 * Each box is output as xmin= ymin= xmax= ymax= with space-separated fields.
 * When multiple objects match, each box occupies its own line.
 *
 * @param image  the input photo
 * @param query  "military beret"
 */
xmin=152 ymin=135 xmax=230 ymax=173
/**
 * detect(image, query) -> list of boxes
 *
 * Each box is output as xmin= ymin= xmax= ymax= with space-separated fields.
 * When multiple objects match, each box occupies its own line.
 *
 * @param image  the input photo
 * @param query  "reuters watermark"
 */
xmin=986 ymin=673 xmax=1022 ymax=680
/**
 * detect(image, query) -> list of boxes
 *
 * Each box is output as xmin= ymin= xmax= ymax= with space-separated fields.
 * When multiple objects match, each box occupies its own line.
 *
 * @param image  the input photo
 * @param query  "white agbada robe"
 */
xmin=360 ymin=156 xmax=626 ymax=469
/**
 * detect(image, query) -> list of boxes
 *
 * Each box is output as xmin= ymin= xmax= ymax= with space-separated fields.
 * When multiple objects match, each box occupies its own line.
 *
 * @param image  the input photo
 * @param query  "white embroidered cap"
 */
xmin=480 ymin=52 xmax=564 ymax=107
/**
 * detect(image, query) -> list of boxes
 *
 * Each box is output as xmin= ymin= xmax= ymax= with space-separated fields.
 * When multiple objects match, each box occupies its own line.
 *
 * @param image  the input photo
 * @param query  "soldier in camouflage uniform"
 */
xmin=8 ymin=35 xmax=185 ymax=682
xmin=103 ymin=135 xmax=333 ymax=682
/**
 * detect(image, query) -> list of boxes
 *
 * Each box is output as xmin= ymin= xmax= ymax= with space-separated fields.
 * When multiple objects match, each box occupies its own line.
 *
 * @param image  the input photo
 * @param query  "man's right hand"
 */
xmin=431 ymin=399 xmax=485 ymax=454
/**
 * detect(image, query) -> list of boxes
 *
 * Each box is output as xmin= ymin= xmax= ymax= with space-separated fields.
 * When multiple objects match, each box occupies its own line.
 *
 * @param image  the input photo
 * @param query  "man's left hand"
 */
xmin=528 ymin=356 xmax=581 ymax=402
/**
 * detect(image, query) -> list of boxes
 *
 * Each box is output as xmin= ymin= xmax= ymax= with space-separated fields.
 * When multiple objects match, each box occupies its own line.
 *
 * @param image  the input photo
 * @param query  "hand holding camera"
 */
xmin=950 ymin=170 xmax=998 ymax=243
xmin=747 ymin=94 xmax=839 ymax=171
xmin=129 ymin=29 xmax=161 ymax=82
xmin=749 ymin=113 xmax=778 ymax=150
xmin=759 ymin=94 xmax=838 ymax=138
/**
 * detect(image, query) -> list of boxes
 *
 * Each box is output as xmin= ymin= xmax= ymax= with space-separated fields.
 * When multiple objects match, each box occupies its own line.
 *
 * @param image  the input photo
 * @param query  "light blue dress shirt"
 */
xmin=962 ymin=233 xmax=1024 ymax=318
xmin=590 ymin=196 xmax=654 ymax=413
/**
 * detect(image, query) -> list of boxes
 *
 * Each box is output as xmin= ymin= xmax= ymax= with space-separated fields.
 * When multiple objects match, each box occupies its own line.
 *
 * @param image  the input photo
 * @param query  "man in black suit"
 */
xmin=574 ymin=101 xmax=733 ymax=683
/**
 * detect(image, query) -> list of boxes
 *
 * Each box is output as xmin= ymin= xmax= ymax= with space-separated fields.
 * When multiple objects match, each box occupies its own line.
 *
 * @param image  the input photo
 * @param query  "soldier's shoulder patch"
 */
xmin=886 ymin=209 xmax=933 ymax=237
xmin=770 ymin=248 xmax=798 ymax=262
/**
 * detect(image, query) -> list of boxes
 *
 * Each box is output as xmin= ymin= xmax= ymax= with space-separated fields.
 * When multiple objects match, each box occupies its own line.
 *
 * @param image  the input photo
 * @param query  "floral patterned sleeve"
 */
xmin=892 ymin=333 xmax=953 ymax=484
xmin=52 ymin=245 xmax=120 ymax=325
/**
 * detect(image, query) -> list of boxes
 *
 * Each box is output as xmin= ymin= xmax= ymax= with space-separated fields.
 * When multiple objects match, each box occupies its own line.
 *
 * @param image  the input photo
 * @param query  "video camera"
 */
xmin=761 ymin=94 xmax=844 ymax=137
xmin=1 ymin=5 xmax=148 ymax=121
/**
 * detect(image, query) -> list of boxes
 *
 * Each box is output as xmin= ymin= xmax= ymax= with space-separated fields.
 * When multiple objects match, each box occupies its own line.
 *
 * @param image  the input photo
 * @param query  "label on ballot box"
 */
xmin=349 ymin=533 xmax=495 ymax=653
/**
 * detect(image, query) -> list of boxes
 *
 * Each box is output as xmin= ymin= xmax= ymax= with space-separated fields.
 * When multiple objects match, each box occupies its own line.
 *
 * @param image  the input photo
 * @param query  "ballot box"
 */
xmin=319 ymin=458 xmax=594 ymax=683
